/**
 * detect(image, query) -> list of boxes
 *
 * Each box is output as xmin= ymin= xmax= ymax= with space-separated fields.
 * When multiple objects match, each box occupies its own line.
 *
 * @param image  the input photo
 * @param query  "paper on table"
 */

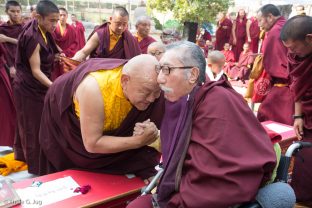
xmin=15 ymin=176 xmax=81 ymax=208
xmin=265 ymin=123 xmax=293 ymax=134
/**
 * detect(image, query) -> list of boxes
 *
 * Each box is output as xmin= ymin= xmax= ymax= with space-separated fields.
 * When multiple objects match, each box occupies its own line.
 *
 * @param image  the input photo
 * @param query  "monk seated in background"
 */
xmin=222 ymin=43 xmax=235 ymax=73
xmin=227 ymin=43 xmax=255 ymax=82
xmin=38 ymin=54 xmax=164 ymax=179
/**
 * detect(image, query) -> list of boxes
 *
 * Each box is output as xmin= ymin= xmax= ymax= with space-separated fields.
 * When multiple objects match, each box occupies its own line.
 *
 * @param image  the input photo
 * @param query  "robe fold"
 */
xmin=72 ymin=20 xmax=85 ymax=50
xmin=0 ymin=22 xmax=24 ymax=67
xmin=0 ymin=44 xmax=16 ymax=147
xmin=13 ymin=19 xmax=58 ymax=174
xmin=156 ymin=79 xmax=276 ymax=207
xmin=215 ymin=18 xmax=232 ymax=51
xmin=135 ymin=35 xmax=156 ymax=54
xmin=288 ymin=52 xmax=312 ymax=204
xmin=38 ymin=58 xmax=165 ymax=179
xmin=257 ymin=17 xmax=294 ymax=125
xmin=232 ymin=15 xmax=247 ymax=61
xmin=53 ymin=23 xmax=78 ymax=58
xmin=89 ymin=22 xmax=141 ymax=59
xmin=249 ymin=17 xmax=260 ymax=53
xmin=227 ymin=50 xmax=254 ymax=80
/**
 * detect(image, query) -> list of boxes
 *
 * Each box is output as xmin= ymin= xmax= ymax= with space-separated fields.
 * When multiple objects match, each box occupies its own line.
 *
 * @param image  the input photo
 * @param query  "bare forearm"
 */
xmin=85 ymin=135 xmax=143 ymax=154
xmin=32 ymin=70 xmax=52 ymax=87
xmin=295 ymin=101 xmax=302 ymax=115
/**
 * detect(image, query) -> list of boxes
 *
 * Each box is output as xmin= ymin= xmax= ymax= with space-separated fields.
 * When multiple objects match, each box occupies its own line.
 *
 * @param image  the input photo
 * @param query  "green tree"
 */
xmin=147 ymin=0 xmax=233 ymax=24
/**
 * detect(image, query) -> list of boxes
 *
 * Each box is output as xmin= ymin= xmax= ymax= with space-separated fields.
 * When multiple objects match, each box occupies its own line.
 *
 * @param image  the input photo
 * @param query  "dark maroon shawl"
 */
xmin=52 ymin=23 xmax=78 ymax=58
xmin=13 ymin=19 xmax=58 ymax=174
xmin=0 ymin=43 xmax=16 ymax=146
xmin=72 ymin=20 xmax=85 ymax=50
xmin=158 ymin=79 xmax=276 ymax=207
xmin=289 ymin=53 xmax=312 ymax=129
xmin=215 ymin=18 xmax=232 ymax=51
xmin=89 ymin=22 xmax=141 ymax=59
xmin=38 ymin=58 xmax=164 ymax=179
xmin=0 ymin=21 xmax=24 ymax=67
xmin=135 ymin=35 xmax=156 ymax=54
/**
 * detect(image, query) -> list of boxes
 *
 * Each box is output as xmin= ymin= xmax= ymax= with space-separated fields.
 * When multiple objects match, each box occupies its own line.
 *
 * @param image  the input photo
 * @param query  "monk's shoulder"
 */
xmin=76 ymin=74 xmax=101 ymax=99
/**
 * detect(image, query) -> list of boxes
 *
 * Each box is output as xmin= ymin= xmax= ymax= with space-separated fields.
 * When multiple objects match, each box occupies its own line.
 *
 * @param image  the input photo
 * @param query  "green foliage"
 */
xmin=152 ymin=17 xmax=163 ymax=30
xmin=147 ymin=0 xmax=233 ymax=23
xmin=163 ymin=19 xmax=182 ymax=30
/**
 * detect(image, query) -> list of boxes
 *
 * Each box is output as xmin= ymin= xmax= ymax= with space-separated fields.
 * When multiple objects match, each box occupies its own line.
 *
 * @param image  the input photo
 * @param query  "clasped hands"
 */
xmin=133 ymin=119 xmax=159 ymax=146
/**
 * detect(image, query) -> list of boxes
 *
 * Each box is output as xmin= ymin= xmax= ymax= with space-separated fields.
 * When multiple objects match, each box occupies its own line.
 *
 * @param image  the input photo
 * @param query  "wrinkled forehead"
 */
xmin=160 ymin=50 xmax=181 ymax=66
xmin=138 ymin=19 xmax=151 ymax=25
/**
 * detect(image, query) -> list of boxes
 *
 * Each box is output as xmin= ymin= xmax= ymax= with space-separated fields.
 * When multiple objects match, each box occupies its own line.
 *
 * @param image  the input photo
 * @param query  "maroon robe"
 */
xmin=71 ymin=20 xmax=85 ymax=50
xmin=222 ymin=50 xmax=235 ymax=74
xmin=90 ymin=22 xmax=141 ymax=59
xmin=288 ymin=52 xmax=312 ymax=204
xmin=38 ymin=58 xmax=165 ymax=179
xmin=249 ymin=17 xmax=260 ymax=53
xmin=215 ymin=18 xmax=232 ymax=51
xmin=232 ymin=15 xmax=247 ymax=61
xmin=0 ymin=43 xmax=16 ymax=147
xmin=257 ymin=17 xmax=294 ymax=125
xmin=0 ymin=21 xmax=24 ymax=68
xmin=227 ymin=50 xmax=254 ymax=80
xmin=13 ymin=19 xmax=58 ymax=174
xmin=135 ymin=35 xmax=156 ymax=54
xmin=128 ymin=79 xmax=276 ymax=208
xmin=53 ymin=23 xmax=78 ymax=58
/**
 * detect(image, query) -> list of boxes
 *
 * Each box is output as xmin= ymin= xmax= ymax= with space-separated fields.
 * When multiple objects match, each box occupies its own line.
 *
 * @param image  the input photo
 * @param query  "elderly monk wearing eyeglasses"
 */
xmin=72 ymin=6 xmax=141 ymax=61
xmin=127 ymin=41 xmax=276 ymax=208
xmin=38 ymin=54 xmax=164 ymax=178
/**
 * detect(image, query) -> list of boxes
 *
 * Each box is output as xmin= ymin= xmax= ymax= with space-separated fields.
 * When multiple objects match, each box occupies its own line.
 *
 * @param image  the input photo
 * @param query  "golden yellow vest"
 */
xmin=73 ymin=66 xmax=133 ymax=131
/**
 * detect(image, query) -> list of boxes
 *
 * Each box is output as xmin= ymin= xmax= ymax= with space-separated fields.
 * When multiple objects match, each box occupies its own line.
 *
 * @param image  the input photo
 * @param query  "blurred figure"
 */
xmin=227 ymin=43 xmax=254 ymax=82
xmin=0 ymin=0 xmax=23 ymax=79
xmin=256 ymin=4 xmax=294 ymax=125
xmin=147 ymin=41 xmax=165 ymax=61
xmin=246 ymin=13 xmax=260 ymax=53
xmin=222 ymin=43 xmax=235 ymax=74
xmin=281 ymin=15 xmax=312 ymax=206
xmin=296 ymin=5 xmax=306 ymax=16
xmin=206 ymin=50 xmax=227 ymax=81
xmin=134 ymin=16 xmax=156 ymax=54
xmin=215 ymin=12 xmax=232 ymax=51
xmin=71 ymin=14 xmax=85 ymax=50
xmin=72 ymin=6 xmax=140 ymax=61
xmin=231 ymin=9 xmax=247 ymax=61
xmin=30 ymin=4 xmax=36 ymax=19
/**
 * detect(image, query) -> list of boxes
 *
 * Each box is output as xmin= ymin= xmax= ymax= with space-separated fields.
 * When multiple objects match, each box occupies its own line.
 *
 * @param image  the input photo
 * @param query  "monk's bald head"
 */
xmin=123 ymin=54 xmax=159 ymax=81
xmin=112 ymin=6 xmax=129 ymax=17
xmin=121 ymin=54 xmax=161 ymax=110
xmin=281 ymin=16 xmax=312 ymax=42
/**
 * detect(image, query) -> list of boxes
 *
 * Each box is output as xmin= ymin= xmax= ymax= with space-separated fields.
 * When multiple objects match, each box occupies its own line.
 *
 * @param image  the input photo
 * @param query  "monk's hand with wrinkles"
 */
xmin=133 ymin=119 xmax=159 ymax=147
xmin=294 ymin=118 xmax=304 ymax=140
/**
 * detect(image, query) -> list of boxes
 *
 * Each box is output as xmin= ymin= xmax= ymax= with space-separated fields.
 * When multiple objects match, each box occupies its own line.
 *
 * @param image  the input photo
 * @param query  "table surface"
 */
xmin=12 ymin=170 xmax=145 ymax=208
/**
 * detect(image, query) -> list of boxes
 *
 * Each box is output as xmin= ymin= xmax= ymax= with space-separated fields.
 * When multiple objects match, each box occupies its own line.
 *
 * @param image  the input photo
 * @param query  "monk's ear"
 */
xmin=306 ymin=34 xmax=312 ymax=43
xmin=189 ymin=67 xmax=200 ymax=84
xmin=109 ymin=16 xmax=113 ymax=23
xmin=121 ymin=74 xmax=130 ymax=89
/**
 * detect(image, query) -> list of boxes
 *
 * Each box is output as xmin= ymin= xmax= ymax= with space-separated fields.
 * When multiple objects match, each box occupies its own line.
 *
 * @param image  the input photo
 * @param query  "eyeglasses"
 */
xmin=148 ymin=51 xmax=164 ymax=56
xmin=155 ymin=65 xmax=194 ymax=75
